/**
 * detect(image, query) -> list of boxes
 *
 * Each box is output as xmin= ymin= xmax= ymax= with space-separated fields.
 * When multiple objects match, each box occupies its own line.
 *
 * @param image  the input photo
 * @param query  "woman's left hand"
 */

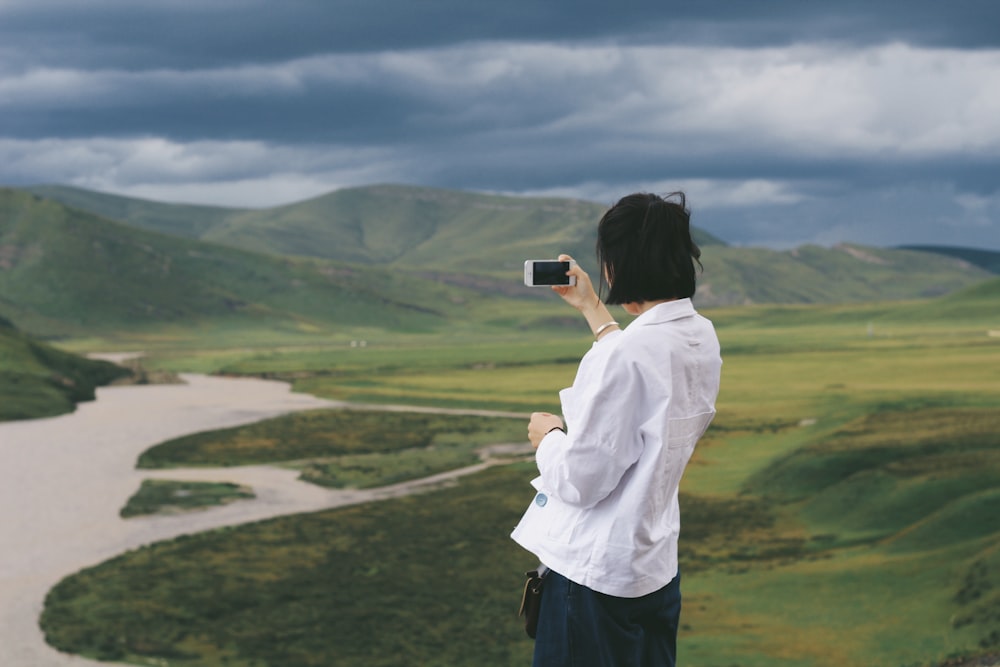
xmin=528 ymin=412 xmax=565 ymax=449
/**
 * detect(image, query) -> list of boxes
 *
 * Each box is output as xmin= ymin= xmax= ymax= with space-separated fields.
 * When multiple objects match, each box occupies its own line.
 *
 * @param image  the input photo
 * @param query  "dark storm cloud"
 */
xmin=2 ymin=82 xmax=427 ymax=144
xmin=2 ymin=0 xmax=998 ymax=72
xmin=0 ymin=0 xmax=998 ymax=248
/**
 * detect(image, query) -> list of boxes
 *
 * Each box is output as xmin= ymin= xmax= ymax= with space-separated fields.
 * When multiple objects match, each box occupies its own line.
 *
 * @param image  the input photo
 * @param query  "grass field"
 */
xmin=39 ymin=291 xmax=1000 ymax=667
xmin=137 ymin=409 xmax=528 ymax=489
xmin=0 ymin=316 xmax=132 ymax=421
xmin=120 ymin=480 xmax=256 ymax=518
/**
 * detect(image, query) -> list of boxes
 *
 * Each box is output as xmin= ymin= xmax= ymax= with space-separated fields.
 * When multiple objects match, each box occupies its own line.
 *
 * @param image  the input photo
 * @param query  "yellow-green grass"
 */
xmin=136 ymin=332 xmax=592 ymax=413
xmin=681 ymin=307 xmax=998 ymax=498
xmin=679 ymin=403 xmax=1000 ymax=666
xmin=117 ymin=301 xmax=998 ymax=419
xmin=683 ymin=541 xmax=998 ymax=667
xmin=136 ymin=408 xmax=528 ymax=489
xmin=292 ymin=361 xmax=575 ymax=413
xmin=38 ymin=298 xmax=1000 ymax=666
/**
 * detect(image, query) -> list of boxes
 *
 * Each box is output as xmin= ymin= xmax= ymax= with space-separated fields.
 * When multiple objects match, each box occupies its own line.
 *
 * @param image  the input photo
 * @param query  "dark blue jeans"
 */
xmin=532 ymin=570 xmax=681 ymax=667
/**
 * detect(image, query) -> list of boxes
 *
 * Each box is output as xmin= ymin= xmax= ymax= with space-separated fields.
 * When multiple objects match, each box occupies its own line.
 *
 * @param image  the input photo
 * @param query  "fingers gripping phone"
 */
xmin=524 ymin=259 xmax=577 ymax=287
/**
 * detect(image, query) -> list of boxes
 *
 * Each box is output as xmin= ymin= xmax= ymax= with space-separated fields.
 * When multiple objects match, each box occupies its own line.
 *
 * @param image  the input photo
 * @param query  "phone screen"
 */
xmin=532 ymin=260 xmax=571 ymax=285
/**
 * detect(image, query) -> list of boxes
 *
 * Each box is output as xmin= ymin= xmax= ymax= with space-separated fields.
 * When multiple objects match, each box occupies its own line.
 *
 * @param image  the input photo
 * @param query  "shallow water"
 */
xmin=0 ymin=374 xmax=337 ymax=667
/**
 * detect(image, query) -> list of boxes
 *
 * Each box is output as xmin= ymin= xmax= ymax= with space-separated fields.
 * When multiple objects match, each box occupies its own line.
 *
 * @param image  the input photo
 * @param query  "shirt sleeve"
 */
xmin=534 ymin=337 xmax=656 ymax=509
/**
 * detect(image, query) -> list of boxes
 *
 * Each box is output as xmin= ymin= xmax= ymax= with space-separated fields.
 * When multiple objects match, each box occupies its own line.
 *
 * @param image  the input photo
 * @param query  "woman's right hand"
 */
xmin=551 ymin=254 xmax=600 ymax=313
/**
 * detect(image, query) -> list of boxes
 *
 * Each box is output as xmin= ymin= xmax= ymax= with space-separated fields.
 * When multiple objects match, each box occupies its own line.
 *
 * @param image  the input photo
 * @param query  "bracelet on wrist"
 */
xmin=593 ymin=320 xmax=619 ymax=338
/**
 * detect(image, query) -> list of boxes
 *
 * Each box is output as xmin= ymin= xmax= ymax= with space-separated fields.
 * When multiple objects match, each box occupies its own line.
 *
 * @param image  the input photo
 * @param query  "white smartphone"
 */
xmin=524 ymin=259 xmax=577 ymax=287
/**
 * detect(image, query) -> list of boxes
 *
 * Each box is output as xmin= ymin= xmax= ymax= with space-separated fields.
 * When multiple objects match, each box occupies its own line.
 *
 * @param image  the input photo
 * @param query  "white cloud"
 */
xmin=0 ymin=68 xmax=112 ymax=105
xmin=559 ymin=42 xmax=1000 ymax=158
xmin=646 ymin=179 xmax=808 ymax=208
xmin=0 ymin=137 xmax=408 ymax=207
xmin=512 ymin=178 xmax=807 ymax=209
xmin=374 ymin=42 xmax=625 ymax=92
xmin=5 ymin=41 xmax=999 ymax=160
xmin=953 ymin=192 xmax=1000 ymax=231
xmin=2 ymin=38 xmax=998 ymax=248
xmin=113 ymin=176 xmax=341 ymax=209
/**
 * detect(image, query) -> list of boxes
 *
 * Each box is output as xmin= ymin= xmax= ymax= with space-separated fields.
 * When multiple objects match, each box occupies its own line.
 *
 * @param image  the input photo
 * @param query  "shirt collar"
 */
xmin=630 ymin=298 xmax=697 ymax=327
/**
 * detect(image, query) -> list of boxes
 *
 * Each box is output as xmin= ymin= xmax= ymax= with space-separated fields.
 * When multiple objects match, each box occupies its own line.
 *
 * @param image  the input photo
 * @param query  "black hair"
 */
xmin=596 ymin=191 xmax=702 ymax=304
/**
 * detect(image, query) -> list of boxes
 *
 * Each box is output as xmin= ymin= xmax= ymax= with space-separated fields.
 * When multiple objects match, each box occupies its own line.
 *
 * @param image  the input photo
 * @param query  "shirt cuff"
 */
xmin=535 ymin=428 xmax=566 ymax=470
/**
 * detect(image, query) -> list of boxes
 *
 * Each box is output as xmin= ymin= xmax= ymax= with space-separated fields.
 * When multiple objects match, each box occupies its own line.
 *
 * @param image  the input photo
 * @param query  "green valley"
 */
xmin=3 ymin=182 xmax=999 ymax=666
xmin=37 ymin=279 xmax=1000 ymax=667
xmin=22 ymin=184 xmax=995 ymax=311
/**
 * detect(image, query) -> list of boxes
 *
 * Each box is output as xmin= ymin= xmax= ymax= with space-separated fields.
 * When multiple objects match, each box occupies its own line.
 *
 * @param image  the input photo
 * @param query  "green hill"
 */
xmin=24 ymin=184 xmax=992 ymax=308
xmin=0 ymin=315 xmax=130 ymax=420
xmin=898 ymin=245 xmax=1000 ymax=274
xmin=0 ymin=189 xmax=471 ymax=337
xmin=209 ymin=185 xmax=730 ymax=274
xmin=27 ymin=184 xmax=726 ymax=274
xmin=887 ymin=276 xmax=1000 ymax=322
xmin=25 ymin=184 xmax=234 ymax=239
xmin=696 ymin=243 xmax=994 ymax=307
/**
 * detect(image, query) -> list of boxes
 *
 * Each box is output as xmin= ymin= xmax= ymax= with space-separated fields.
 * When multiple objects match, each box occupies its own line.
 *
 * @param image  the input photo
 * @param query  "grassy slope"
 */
xmin=0 ymin=316 xmax=130 ymax=420
xmin=888 ymin=276 xmax=1000 ymax=321
xmin=38 ymin=286 xmax=1000 ymax=666
xmin=27 ymin=183 xmax=726 ymax=272
xmin=699 ymin=244 xmax=992 ymax=306
xmin=678 ymin=284 xmax=1000 ymax=665
xmin=0 ymin=188 xmax=483 ymax=337
xmin=25 ymin=184 xmax=991 ymax=309
xmin=25 ymin=184 xmax=235 ymax=238
xmin=899 ymin=245 xmax=1000 ymax=274
xmin=685 ymin=407 xmax=1000 ymax=667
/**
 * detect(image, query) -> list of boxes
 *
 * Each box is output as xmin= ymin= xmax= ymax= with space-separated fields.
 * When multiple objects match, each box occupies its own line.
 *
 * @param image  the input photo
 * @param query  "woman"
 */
xmin=511 ymin=192 xmax=722 ymax=667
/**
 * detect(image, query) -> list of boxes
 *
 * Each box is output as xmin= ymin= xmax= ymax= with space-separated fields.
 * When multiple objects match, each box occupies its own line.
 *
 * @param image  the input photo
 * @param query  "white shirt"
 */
xmin=511 ymin=298 xmax=722 ymax=598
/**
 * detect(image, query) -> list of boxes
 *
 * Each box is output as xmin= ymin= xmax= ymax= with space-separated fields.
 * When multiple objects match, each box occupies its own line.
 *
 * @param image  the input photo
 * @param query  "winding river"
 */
xmin=0 ymin=374 xmax=342 ymax=665
xmin=0 ymin=372 xmax=530 ymax=666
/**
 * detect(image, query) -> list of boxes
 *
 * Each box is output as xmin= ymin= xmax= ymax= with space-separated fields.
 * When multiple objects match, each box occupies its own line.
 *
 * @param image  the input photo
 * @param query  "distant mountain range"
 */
xmin=2 ymin=184 xmax=996 ymax=337
xmin=0 ymin=188 xmax=466 ymax=336
xmin=896 ymin=244 xmax=1000 ymax=274
xmin=24 ymin=184 xmax=726 ymax=273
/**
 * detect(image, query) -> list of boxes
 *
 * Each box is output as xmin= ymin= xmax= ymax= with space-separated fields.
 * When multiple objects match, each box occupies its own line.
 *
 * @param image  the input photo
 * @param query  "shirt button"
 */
xmin=535 ymin=493 xmax=548 ymax=507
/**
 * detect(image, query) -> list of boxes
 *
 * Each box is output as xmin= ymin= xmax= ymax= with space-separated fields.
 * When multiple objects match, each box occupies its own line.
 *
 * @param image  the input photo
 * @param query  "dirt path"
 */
xmin=0 ymin=374 xmax=530 ymax=667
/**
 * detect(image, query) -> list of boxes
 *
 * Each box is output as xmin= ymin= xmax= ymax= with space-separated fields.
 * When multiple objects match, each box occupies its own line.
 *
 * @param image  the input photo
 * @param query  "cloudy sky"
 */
xmin=1 ymin=0 xmax=998 ymax=249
